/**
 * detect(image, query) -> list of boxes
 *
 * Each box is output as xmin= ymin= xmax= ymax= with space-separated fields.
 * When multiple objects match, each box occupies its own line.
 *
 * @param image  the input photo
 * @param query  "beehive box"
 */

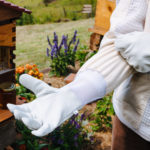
xmin=0 ymin=0 xmax=31 ymax=122
xmin=0 ymin=1 xmax=31 ymax=148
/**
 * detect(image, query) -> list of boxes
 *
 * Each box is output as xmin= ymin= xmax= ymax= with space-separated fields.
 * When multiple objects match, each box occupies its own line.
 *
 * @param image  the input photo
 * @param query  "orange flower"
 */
xmin=38 ymin=73 xmax=43 ymax=80
xmin=35 ymin=68 xmax=39 ymax=72
xmin=25 ymin=64 xmax=30 ymax=68
xmin=18 ymin=66 xmax=25 ymax=74
xmin=39 ymin=73 xmax=43 ymax=77
xmin=16 ymin=68 xmax=19 ymax=73
xmin=26 ymin=64 xmax=32 ymax=70
xmin=16 ymin=64 xmax=43 ymax=80
xmin=20 ymin=67 xmax=25 ymax=73
xmin=33 ymin=64 xmax=37 ymax=68
xmin=34 ymin=71 xmax=39 ymax=76
xmin=16 ymin=83 xmax=20 ymax=87
xmin=28 ymin=70 xmax=34 ymax=75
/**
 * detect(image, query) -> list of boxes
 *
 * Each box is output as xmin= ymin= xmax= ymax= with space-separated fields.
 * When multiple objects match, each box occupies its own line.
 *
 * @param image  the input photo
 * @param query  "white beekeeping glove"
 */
xmin=8 ymin=71 xmax=106 ymax=137
xmin=115 ymin=32 xmax=150 ymax=73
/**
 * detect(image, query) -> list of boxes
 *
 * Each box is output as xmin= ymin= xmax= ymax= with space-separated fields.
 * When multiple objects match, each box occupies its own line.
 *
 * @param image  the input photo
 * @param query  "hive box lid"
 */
xmin=0 ymin=0 xmax=31 ymax=23
xmin=0 ymin=0 xmax=31 ymax=14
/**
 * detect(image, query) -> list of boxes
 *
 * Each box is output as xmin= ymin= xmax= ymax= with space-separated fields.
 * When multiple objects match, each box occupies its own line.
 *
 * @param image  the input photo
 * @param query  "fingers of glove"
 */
xmin=19 ymin=74 xmax=58 ymax=97
xmin=32 ymin=124 xmax=51 ymax=137
xmin=19 ymin=74 xmax=45 ymax=95
xmin=7 ymin=103 xmax=29 ymax=113
xmin=14 ymin=110 xmax=31 ymax=121
xmin=22 ymin=117 xmax=42 ymax=130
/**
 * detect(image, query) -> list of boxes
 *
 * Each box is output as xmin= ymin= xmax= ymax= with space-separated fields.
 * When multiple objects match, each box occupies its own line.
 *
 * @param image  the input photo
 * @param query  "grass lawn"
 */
xmin=15 ymin=18 xmax=94 ymax=70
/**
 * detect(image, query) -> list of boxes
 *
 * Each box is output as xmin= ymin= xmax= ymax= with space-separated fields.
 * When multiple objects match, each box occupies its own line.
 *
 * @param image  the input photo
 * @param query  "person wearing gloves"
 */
xmin=7 ymin=0 xmax=150 ymax=149
xmin=111 ymin=1 xmax=150 ymax=150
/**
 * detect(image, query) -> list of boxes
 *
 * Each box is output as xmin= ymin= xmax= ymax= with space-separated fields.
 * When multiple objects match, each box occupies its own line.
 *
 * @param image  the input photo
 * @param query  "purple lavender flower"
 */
xmin=74 ymin=121 xmax=80 ymax=129
xmin=47 ymin=36 xmax=52 ymax=49
xmin=51 ymin=45 xmax=56 ymax=59
xmin=47 ymin=31 xmax=79 ymax=66
xmin=55 ymin=46 xmax=59 ymax=57
xmin=58 ymin=35 xmax=65 ymax=51
xmin=47 ymin=48 xmax=50 ymax=57
xmin=80 ymin=113 xmax=85 ymax=121
xmin=76 ymin=123 xmax=80 ymax=129
xmin=74 ymin=134 xmax=78 ymax=140
xmin=63 ymin=35 xmax=68 ymax=54
xmin=47 ymin=32 xmax=59 ymax=58
xmin=73 ymin=39 xmax=79 ymax=53
xmin=72 ymin=30 xmax=77 ymax=44
xmin=69 ymin=119 xmax=74 ymax=125
xmin=68 ymin=30 xmax=77 ymax=49
xmin=53 ymin=32 xmax=58 ymax=45
xmin=90 ymin=136 xmax=94 ymax=142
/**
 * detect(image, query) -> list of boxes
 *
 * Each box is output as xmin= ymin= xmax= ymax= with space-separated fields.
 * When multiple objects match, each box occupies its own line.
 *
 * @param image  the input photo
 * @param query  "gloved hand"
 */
xmin=8 ymin=70 xmax=106 ymax=137
xmin=7 ymin=74 xmax=83 ymax=137
xmin=115 ymin=31 xmax=150 ymax=73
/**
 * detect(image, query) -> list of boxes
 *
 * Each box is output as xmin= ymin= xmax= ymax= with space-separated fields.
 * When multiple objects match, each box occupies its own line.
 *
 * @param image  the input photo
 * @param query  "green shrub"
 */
xmin=16 ymin=13 xmax=34 ymax=26
xmin=91 ymin=95 xmax=115 ymax=131
xmin=76 ymin=46 xmax=97 ymax=67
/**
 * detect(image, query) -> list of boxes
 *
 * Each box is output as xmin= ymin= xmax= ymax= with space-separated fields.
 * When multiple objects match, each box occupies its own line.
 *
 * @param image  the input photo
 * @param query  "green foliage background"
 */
xmin=7 ymin=0 xmax=97 ymax=25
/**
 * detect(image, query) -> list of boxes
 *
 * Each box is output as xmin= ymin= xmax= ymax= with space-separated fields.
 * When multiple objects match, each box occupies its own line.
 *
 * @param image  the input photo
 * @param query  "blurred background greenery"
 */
xmin=7 ymin=0 xmax=97 ymax=25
